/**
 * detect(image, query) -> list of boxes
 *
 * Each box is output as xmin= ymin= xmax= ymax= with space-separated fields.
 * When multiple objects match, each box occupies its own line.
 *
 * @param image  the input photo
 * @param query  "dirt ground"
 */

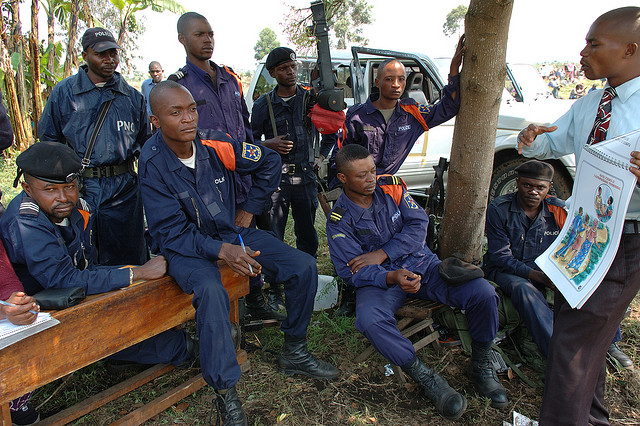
xmin=32 ymin=296 xmax=640 ymax=425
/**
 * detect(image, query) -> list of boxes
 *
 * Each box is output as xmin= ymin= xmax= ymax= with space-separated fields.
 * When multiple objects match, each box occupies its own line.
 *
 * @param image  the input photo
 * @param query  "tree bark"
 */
xmin=0 ymin=41 xmax=29 ymax=151
xmin=30 ymin=0 xmax=43 ymax=139
xmin=46 ymin=5 xmax=55 ymax=77
xmin=63 ymin=0 xmax=80 ymax=78
xmin=438 ymin=0 xmax=514 ymax=263
xmin=9 ymin=0 xmax=28 ymax=118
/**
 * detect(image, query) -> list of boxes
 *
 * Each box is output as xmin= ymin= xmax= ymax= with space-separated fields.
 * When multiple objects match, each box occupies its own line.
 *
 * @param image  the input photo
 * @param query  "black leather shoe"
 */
xmin=278 ymin=334 xmax=340 ymax=379
xmin=468 ymin=346 xmax=508 ymax=408
xmin=608 ymin=342 xmax=633 ymax=369
xmin=401 ymin=356 xmax=467 ymax=420
xmin=246 ymin=287 xmax=286 ymax=321
xmin=212 ymin=387 xmax=248 ymax=426
xmin=177 ymin=334 xmax=200 ymax=369
xmin=266 ymin=283 xmax=286 ymax=313
xmin=10 ymin=403 xmax=39 ymax=426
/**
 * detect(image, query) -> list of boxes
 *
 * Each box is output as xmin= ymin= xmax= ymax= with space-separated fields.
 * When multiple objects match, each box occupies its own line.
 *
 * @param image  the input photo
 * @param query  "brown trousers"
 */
xmin=540 ymin=233 xmax=640 ymax=425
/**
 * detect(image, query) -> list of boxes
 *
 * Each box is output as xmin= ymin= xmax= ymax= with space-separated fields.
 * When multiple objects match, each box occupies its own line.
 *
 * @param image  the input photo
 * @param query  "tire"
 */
xmin=489 ymin=157 xmax=573 ymax=203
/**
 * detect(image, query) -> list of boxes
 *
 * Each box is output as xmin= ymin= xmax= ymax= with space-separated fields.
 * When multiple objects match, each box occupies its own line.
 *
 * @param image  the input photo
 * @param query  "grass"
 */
xmin=2 ymin=155 xmax=639 ymax=424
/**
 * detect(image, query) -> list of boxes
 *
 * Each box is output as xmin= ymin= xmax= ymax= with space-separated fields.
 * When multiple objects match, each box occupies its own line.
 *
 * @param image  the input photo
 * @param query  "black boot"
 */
xmin=212 ymin=387 xmax=248 ymax=426
xmin=266 ymin=282 xmax=286 ymax=313
xmin=468 ymin=341 xmax=508 ymax=408
xmin=278 ymin=334 xmax=340 ymax=379
xmin=246 ymin=287 xmax=286 ymax=321
xmin=337 ymin=283 xmax=356 ymax=317
xmin=401 ymin=355 xmax=467 ymax=420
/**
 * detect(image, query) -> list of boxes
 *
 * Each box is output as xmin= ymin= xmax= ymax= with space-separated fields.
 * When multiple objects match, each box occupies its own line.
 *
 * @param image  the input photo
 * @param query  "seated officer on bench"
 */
xmin=326 ymin=144 xmax=507 ymax=420
xmin=0 ymin=142 xmax=197 ymax=372
xmin=138 ymin=81 xmax=339 ymax=426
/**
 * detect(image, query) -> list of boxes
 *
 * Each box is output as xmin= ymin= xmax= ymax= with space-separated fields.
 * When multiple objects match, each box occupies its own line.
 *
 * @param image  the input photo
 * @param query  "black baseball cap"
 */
xmin=82 ymin=27 xmax=121 ymax=52
xmin=266 ymin=47 xmax=297 ymax=70
xmin=14 ymin=142 xmax=82 ymax=187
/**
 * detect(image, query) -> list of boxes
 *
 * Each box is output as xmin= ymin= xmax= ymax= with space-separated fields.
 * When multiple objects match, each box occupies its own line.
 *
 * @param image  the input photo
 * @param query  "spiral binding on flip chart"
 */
xmin=584 ymin=145 xmax=630 ymax=170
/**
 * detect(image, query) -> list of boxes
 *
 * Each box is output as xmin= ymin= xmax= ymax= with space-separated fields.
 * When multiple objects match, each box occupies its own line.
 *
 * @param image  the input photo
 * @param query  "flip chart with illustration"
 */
xmin=535 ymin=129 xmax=640 ymax=309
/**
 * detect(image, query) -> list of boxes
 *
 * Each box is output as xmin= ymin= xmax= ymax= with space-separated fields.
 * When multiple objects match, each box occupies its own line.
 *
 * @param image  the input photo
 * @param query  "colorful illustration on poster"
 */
xmin=551 ymin=200 xmax=610 ymax=288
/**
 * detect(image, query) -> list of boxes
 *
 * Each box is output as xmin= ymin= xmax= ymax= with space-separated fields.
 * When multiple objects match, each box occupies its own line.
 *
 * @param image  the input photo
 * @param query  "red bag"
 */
xmin=309 ymin=104 xmax=346 ymax=148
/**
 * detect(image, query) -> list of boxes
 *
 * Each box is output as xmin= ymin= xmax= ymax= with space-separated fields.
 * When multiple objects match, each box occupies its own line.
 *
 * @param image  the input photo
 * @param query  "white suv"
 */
xmin=246 ymin=47 xmax=576 ymax=202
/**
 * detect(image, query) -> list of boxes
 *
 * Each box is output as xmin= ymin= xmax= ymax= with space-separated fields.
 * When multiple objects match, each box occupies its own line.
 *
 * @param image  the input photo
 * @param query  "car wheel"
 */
xmin=489 ymin=157 xmax=573 ymax=203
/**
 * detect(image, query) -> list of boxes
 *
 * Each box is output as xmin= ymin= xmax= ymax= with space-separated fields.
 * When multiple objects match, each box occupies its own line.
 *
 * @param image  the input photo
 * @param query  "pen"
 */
xmin=238 ymin=234 xmax=254 ymax=274
xmin=0 ymin=299 xmax=39 ymax=315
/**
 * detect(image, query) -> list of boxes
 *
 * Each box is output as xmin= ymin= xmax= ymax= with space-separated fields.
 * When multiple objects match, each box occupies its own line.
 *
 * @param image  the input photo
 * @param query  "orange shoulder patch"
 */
xmin=201 ymin=139 xmax=236 ymax=171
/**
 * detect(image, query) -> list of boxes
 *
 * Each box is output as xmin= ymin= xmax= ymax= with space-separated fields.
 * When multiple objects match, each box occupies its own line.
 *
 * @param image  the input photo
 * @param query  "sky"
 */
xmin=128 ymin=0 xmax=635 ymax=76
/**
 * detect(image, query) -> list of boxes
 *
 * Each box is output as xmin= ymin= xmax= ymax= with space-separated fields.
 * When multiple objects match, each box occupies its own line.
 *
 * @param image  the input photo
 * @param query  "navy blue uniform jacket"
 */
xmin=138 ymin=129 xmax=281 ymax=263
xmin=327 ymin=177 xmax=439 ymax=289
xmin=485 ymin=192 xmax=566 ymax=279
xmin=0 ymin=192 xmax=130 ymax=294
xmin=38 ymin=65 xmax=149 ymax=166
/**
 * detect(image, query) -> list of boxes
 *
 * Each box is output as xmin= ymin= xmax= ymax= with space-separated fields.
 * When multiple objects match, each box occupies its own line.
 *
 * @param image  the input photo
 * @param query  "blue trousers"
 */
xmin=355 ymin=262 xmax=499 ymax=366
xmin=168 ymin=227 xmax=317 ymax=389
xmin=83 ymin=173 xmax=148 ymax=266
xmin=493 ymin=271 xmax=622 ymax=358
xmin=494 ymin=272 xmax=553 ymax=357
xmin=261 ymin=180 xmax=319 ymax=257
xmin=109 ymin=328 xmax=191 ymax=365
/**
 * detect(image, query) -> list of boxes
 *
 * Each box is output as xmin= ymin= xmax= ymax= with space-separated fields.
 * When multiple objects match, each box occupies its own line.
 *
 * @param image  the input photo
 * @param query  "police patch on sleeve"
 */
xmin=331 ymin=233 xmax=346 ymax=240
xmin=418 ymin=104 xmax=432 ymax=114
xmin=242 ymin=142 xmax=262 ymax=162
xmin=403 ymin=192 xmax=420 ymax=209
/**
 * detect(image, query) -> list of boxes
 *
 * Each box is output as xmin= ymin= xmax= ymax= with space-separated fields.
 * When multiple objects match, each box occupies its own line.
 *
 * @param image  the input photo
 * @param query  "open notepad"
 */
xmin=0 ymin=312 xmax=60 ymax=350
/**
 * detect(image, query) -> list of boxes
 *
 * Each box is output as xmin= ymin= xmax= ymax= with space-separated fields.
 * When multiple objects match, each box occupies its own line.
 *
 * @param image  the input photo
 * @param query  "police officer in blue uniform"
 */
xmin=485 ymin=160 xmax=632 ymax=366
xmin=0 ymin=142 xmax=196 ymax=369
xmin=326 ymin=144 xmax=507 ymax=419
xmin=251 ymin=47 xmax=336 ymax=312
xmin=139 ymin=81 xmax=339 ymax=426
xmin=38 ymin=27 xmax=149 ymax=267
xmin=485 ymin=160 xmax=565 ymax=357
xmin=335 ymin=37 xmax=465 ymax=177
xmin=169 ymin=12 xmax=279 ymax=321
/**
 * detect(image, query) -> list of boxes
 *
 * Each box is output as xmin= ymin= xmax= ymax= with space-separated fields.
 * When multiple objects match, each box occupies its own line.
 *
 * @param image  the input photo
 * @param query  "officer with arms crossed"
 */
xmin=139 ymin=81 xmax=339 ymax=426
xmin=326 ymin=144 xmax=507 ymax=420
xmin=38 ymin=27 xmax=149 ymax=266
xmin=517 ymin=7 xmax=640 ymax=424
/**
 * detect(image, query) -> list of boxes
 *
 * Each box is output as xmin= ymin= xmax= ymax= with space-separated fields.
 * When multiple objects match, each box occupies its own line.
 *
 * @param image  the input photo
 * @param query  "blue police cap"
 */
xmin=14 ymin=142 xmax=82 ymax=187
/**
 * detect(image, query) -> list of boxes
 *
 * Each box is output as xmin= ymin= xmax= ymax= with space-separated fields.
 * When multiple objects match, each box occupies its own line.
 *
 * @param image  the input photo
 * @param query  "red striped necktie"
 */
xmin=587 ymin=87 xmax=617 ymax=145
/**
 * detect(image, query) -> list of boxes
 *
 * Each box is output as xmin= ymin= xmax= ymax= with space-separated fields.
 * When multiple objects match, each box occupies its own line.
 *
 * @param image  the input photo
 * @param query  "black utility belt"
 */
xmin=622 ymin=220 xmax=640 ymax=235
xmin=281 ymin=163 xmax=310 ymax=175
xmin=82 ymin=159 xmax=134 ymax=178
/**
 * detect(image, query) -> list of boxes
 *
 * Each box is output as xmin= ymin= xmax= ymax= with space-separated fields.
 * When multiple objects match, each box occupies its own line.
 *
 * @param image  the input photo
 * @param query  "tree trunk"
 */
xmin=46 ymin=7 xmax=55 ymax=76
xmin=63 ymin=0 xmax=80 ymax=78
xmin=0 ymin=41 xmax=29 ymax=151
xmin=30 ymin=0 xmax=43 ymax=139
xmin=438 ymin=0 xmax=514 ymax=263
xmin=9 ymin=0 xmax=28 ymax=118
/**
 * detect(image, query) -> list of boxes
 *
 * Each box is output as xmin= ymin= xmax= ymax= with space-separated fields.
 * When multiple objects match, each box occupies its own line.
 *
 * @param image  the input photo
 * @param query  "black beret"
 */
xmin=15 ymin=142 xmax=82 ymax=186
xmin=515 ymin=160 xmax=554 ymax=182
xmin=266 ymin=47 xmax=296 ymax=70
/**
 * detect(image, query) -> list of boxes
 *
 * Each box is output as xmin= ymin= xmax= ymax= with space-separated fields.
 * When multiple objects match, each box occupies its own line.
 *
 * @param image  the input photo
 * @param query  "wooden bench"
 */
xmin=354 ymin=298 xmax=445 ymax=383
xmin=0 ymin=262 xmax=248 ymax=425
